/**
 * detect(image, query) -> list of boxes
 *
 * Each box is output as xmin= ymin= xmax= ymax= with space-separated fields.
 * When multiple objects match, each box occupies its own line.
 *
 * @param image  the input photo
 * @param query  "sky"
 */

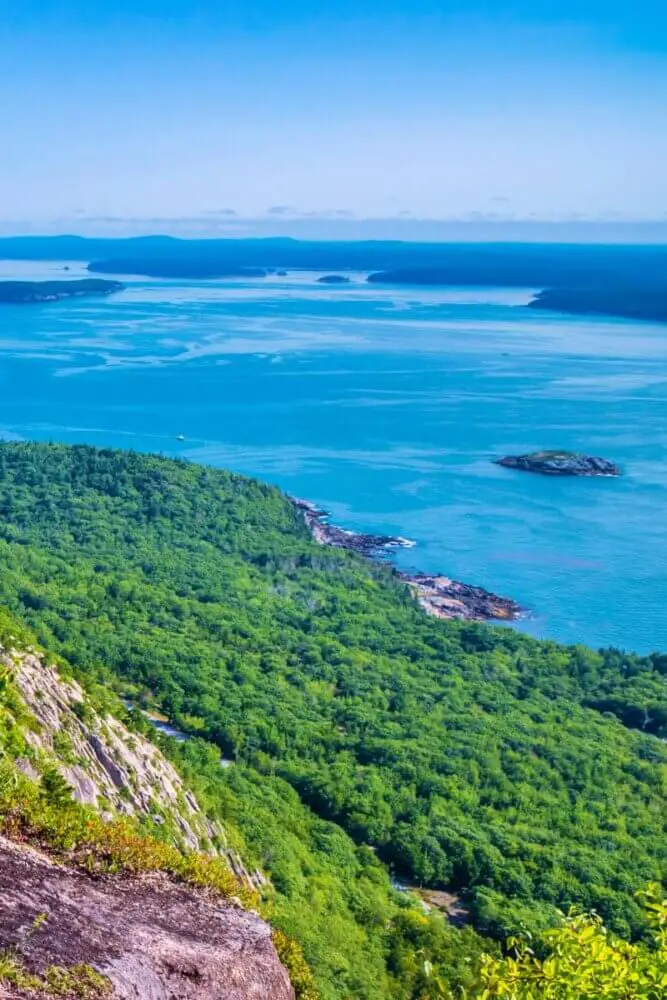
xmin=1 ymin=1 xmax=667 ymax=237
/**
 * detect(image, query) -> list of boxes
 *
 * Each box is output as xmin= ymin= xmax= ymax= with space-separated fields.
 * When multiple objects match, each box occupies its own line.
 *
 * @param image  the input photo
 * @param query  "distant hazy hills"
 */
xmin=0 ymin=234 xmax=663 ymax=280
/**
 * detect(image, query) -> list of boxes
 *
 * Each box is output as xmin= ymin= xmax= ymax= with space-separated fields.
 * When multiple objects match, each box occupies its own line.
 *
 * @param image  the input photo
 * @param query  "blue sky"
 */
xmin=2 ymin=1 xmax=667 ymax=234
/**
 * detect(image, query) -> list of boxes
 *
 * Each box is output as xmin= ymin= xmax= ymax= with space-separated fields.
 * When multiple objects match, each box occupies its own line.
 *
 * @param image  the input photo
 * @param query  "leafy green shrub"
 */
xmin=459 ymin=886 xmax=667 ymax=1000
xmin=272 ymin=930 xmax=320 ymax=1000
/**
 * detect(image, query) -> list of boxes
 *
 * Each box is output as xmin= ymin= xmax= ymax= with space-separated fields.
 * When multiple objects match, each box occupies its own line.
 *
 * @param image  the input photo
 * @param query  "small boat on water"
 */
xmin=176 ymin=434 xmax=185 ymax=441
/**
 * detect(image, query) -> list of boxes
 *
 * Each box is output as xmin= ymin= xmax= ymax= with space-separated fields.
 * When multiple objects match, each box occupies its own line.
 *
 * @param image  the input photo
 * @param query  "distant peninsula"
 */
xmin=3 ymin=235 xmax=667 ymax=287
xmin=88 ymin=259 xmax=268 ymax=279
xmin=317 ymin=274 xmax=351 ymax=284
xmin=368 ymin=272 xmax=667 ymax=325
xmin=528 ymin=287 xmax=667 ymax=324
xmin=495 ymin=451 xmax=621 ymax=477
xmin=0 ymin=279 xmax=124 ymax=304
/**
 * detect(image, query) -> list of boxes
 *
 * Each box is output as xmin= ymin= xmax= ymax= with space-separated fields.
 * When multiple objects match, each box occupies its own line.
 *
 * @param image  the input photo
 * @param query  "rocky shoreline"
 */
xmin=398 ymin=571 xmax=522 ymax=622
xmin=292 ymin=497 xmax=416 ymax=556
xmin=291 ymin=497 xmax=523 ymax=622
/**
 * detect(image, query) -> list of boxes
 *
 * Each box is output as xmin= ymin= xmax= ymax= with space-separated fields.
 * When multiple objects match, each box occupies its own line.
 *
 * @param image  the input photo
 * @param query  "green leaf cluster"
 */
xmin=458 ymin=886 xmax=667 ymax=999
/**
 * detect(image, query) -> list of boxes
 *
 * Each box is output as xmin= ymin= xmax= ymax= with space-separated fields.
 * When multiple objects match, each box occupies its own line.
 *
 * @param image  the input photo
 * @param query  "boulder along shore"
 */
xmin=291 ymin=497 xmax=522 ymax=622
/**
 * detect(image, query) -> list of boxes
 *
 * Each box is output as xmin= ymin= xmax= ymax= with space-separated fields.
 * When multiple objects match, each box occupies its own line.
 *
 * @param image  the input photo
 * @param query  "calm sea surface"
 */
xmin=1 ymin=259 xmax=666 ymax=654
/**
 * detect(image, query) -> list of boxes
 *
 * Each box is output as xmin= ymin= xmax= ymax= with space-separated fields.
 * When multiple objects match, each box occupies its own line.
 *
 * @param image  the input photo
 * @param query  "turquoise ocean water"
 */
xmin=1 ymin=259 xmax=666 ymax=653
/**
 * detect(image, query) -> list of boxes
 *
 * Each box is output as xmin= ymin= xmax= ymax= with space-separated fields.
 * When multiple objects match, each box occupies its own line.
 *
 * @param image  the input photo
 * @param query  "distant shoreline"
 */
xmin=0 ymin=278 xmax=124 ymax=304
xmin=86 ymin=251 xmax=667 ymax=326
xmin=0 ymin=234 xmax=661 ymax=326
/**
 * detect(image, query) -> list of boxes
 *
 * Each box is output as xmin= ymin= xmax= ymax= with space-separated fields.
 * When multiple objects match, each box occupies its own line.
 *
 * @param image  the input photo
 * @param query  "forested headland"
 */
xmin=0 ymin=442 xmax=664 ymax=998
xmin=0 ymin=279 xmax=123 ymax=303
xmin=528 ymin=285 xmax=667 ymax=323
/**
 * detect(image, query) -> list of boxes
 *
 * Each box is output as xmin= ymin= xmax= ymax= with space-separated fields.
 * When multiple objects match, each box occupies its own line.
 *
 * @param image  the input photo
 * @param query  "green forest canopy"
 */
xmin=0 ymin=442 xmax=663 ymax=954
xmin=0 ymin=605 xmax=492 ymax=1000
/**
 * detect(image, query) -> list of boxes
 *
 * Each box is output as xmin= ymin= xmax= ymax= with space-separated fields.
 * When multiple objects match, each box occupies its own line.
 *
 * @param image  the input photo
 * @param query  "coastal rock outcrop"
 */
xmin=317 ymin=275 xmax=351 ymax=284
xmin=495 ymin=451 xmax=621 ymax=477
xmin=291 ymin=498 xmax=414 ymax=556
xmin=0 ymin=836 xmax=294 ymax=1000
xmin=291 ymin=497 xmax=522 ymax=622
xmin=398 ymin=572 xmax=522 ymax=622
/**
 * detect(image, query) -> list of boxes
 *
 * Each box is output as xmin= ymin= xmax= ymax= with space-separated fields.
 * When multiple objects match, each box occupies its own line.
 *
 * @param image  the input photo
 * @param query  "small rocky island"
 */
xmin=291 ymin=497 xmax=522 ymax=622
xmin=495 ymin=451 xmax=621 ymax=477
xmin=0 ymin=278 xmax=124 ymax=304
xmin=317 ymin=274 xmax=351 ymax=284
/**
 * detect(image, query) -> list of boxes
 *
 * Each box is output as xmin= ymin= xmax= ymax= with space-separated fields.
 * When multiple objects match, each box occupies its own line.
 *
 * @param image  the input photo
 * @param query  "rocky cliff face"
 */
xmin=2 ymin=644 xmax=266 ymax=889
xmin=6 ymin=648 xmax=219 ymax=852
xmin=0 ymin=641 xmax=295 ymax=998
xmin=0 ymin=835 xmax=294 ymax=1000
